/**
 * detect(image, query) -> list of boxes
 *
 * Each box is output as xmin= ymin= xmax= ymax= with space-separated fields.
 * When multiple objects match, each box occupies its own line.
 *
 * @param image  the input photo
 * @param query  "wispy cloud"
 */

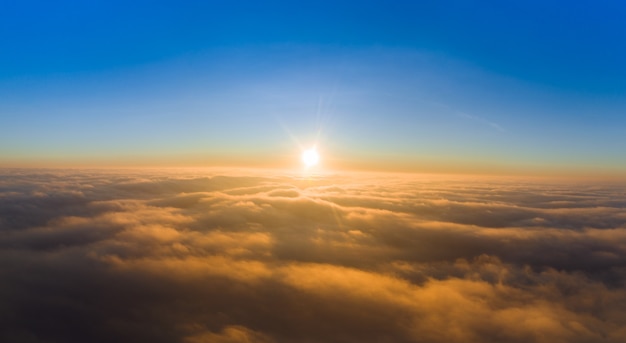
xmin=456 ymin=111 xmax=506 ymax=132
xmin=428 ymin=100 xmax=506 ymax=132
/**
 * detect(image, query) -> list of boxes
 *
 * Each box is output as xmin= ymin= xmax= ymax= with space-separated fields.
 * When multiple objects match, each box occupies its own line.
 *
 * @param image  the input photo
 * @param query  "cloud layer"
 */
xmin=1 ymin=169 xmax=625 ymax=343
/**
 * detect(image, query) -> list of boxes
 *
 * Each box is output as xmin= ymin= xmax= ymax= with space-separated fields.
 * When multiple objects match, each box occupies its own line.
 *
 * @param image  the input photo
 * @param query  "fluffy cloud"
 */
xmin=1 ymin=169 xmax=625 ymax=342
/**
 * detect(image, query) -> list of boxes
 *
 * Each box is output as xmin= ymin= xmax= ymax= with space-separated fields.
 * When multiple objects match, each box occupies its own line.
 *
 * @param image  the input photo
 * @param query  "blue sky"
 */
xmin=1 ymin=0 xmax=625 ymax=174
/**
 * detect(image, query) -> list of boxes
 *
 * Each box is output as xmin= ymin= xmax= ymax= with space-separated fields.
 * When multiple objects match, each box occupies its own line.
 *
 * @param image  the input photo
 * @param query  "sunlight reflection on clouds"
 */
xmin=1 ymin=169 xmax=625 ymax=343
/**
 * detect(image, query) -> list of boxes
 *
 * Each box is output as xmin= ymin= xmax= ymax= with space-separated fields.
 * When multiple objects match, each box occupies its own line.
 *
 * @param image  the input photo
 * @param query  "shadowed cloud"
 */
xmin=1 ymin=169 xmax=625 ymax=342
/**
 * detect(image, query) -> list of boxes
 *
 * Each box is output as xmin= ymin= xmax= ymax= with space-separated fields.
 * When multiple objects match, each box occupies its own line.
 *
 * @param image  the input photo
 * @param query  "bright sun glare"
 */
xmin=301 ymin=147 xmax=320 ymax=167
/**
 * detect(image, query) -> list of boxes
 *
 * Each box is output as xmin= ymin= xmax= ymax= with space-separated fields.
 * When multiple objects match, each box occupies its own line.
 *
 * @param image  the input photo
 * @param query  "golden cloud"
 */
xmin=1 ymin=169 xmax=625 ymax=342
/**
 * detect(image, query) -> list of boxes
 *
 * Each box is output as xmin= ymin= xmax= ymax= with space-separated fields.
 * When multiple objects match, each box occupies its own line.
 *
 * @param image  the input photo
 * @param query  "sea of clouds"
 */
xmin=1 ymin=168 xmax=625 ymax=343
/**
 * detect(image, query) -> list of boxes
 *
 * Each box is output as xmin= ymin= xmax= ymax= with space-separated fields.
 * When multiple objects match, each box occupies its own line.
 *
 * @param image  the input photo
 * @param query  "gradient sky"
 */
xmin=1 ymin=0 xmax=625 ymax=175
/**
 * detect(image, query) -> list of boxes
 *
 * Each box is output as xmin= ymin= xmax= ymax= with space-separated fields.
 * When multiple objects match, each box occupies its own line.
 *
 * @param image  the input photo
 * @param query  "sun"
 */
xmin=301 ymin=146 xmax=320 ymax=168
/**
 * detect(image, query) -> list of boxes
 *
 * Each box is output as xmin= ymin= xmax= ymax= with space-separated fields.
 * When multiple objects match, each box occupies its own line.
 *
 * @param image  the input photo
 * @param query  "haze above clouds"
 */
xmin=1 ymin=169 xmax=625 ymax=343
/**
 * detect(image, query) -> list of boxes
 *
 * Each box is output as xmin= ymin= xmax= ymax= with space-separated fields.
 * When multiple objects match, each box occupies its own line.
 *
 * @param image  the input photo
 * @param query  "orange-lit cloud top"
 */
xmin=1 ymin=168 xmax=626 ymax=342
xmin=2 ymin=150 xmax=625 ymax=181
